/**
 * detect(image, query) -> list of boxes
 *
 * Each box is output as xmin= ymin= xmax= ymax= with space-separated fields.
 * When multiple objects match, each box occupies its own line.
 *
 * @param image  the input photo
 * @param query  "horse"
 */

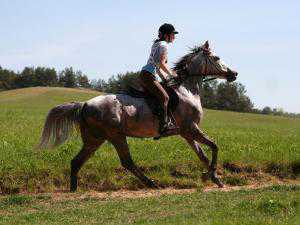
xmin=38 ymin=41 xmax=238 ymax=192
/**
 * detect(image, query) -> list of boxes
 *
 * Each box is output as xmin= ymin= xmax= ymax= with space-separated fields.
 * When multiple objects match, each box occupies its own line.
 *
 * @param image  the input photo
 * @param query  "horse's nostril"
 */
xmin=230 ymin=70 xmax=238 ymax=76
xmin=226 ymin=73 xmax=237 ymax=82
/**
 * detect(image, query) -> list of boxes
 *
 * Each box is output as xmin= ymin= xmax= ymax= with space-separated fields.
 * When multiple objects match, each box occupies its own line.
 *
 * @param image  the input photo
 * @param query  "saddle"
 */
xmin=123 ymin=82 xmax=179 ymax=118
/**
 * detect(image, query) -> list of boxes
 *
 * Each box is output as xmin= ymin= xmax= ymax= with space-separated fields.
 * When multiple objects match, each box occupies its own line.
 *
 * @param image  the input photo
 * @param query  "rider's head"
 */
xmin=158 ymin=23 xmax=178 ymax=43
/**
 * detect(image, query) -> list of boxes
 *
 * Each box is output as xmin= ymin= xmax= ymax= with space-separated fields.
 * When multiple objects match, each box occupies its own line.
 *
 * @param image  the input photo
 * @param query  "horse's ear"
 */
xmin=204 ymin=40 xmax=210 ymax=49
xmin=213 ymin=56 xmax=220 ymax=61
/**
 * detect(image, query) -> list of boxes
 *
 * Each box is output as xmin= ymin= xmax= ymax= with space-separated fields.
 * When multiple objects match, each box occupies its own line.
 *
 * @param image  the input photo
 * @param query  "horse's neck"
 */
xmin=175 ymin=76 xmax=203 ymax=118
xmin=180 ymin=75 xmax=203 ymax=97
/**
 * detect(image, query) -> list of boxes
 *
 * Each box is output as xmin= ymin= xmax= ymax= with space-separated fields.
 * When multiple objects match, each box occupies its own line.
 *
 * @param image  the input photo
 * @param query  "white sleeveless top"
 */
xmin=142 ymin=41 xmax=168 ymax=75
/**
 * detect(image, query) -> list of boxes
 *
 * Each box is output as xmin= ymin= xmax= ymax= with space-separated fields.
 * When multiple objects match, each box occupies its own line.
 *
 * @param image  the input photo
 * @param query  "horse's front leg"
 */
xmin=181 ymin=138 xmax=210 ymax=169
xmin=181 ymin=123 xmax=224 ymax=188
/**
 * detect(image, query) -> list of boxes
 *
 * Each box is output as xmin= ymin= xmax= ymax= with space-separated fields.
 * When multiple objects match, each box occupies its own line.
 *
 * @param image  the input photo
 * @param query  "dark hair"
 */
xmin=154 ymin=32 xmax=166 ymax=43
xmin=154 ymin=38 xmax=163 ymax=43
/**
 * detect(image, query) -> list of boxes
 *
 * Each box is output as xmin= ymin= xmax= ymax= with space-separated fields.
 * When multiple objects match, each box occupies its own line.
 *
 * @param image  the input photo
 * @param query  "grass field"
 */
xmin=0 ymin=185 xmax=299 ymax=225
xmin=0 ymin=87 xmax=299 ymax=193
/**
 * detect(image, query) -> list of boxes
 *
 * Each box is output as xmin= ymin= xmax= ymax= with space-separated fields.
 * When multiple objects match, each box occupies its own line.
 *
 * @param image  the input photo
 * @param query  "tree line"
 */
xmin=0 ymin=66 xmax=90 ymax=89
xmin=0 ymin=65 xmax=299 ymax=117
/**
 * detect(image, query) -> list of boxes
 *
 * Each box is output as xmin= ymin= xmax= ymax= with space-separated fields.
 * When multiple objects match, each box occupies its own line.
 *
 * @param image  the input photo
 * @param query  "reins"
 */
xmin=203 ymin=77 xmax=217 ymax=82
xmin=202 ymin=54 xmax=225 ymax=82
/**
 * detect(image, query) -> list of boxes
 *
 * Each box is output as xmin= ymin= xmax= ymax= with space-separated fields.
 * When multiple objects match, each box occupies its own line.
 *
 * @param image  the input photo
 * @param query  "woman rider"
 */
xmin=140 ymin=23 xmax=178 ymax=135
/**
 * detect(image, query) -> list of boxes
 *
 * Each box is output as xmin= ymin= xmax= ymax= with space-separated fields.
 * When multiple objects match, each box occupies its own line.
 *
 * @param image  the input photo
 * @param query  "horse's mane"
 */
xmin=173 ymin=45 xmax=203 ymax=72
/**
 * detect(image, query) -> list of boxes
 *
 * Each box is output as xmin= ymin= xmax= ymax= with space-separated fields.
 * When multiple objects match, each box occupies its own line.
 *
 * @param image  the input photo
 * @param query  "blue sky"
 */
xmin=1 ymin=0 xmax=300 ymax=112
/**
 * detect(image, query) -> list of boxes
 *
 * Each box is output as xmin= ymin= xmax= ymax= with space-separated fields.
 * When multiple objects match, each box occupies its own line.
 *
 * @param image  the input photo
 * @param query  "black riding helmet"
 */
xmin=158 ymin=23 xmax=179 ymax=35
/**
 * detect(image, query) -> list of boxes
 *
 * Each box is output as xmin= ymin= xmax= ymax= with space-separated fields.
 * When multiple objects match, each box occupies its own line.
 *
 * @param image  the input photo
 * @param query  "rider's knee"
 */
xmin=163 ymin=95 xmax=169 ymax=104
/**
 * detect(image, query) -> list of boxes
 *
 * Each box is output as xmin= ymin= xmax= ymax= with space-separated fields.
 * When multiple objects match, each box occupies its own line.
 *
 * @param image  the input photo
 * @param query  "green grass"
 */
xmin=0 ymin=185 xmax=299 ymax=225
xmin=0 ymin=87 xmax=299 ymax=193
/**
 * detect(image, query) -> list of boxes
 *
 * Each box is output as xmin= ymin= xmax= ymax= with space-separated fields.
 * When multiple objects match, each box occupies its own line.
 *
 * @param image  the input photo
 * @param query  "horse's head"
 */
xmin=182 ymin=41 xmax=238 ymax=82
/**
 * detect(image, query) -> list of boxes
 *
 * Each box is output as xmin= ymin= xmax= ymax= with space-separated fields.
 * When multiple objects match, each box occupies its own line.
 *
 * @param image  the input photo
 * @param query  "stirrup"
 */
xmin=162 ymin=121 xmax=177 ymax=133
xmin=153 ymin=121 xmax=178 ymax=140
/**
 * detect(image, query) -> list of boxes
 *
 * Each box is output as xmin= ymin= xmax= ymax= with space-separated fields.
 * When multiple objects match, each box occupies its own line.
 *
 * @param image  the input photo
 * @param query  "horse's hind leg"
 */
xmin=70 ymin=128 xmax=105 ymax=192
xmin=111 ymin=136 xmax=158 ymax=188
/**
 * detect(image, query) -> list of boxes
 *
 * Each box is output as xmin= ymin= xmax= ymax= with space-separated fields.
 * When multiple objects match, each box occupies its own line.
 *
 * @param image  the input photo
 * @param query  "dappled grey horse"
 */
xmin=39 ymin=41 xmax=238 ymax=192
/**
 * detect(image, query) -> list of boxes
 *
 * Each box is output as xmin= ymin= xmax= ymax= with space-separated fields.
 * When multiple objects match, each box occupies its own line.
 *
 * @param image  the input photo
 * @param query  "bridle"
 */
xmin=202 ymin=52 xmax=229 ymax=82
xmin=167 ymin=49 xmax=228 ymax=87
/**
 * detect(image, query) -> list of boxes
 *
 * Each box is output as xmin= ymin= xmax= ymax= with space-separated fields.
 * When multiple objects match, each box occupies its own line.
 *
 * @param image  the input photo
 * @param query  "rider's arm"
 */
xmin=156 ymin=69 xmax=167 ymax=81
xmin=159 ymin=53 xmax=176 ymax=81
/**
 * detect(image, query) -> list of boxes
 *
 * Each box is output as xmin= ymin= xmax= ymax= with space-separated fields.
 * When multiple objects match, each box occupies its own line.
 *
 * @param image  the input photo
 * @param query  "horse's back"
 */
xmin=84 ymin=93 xmax=159 ymax=137
xmin=86 ymin=93 xmax=153 ymax=117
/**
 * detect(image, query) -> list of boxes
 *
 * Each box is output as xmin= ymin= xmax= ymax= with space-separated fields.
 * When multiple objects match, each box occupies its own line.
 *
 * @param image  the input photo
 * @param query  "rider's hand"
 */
xmin=171 ymin=71 xmax=178 ymax=77
xmin=165 ymin=74 xmax=172 ymax=82
xmin=165 ymin=71 xmax=177 ymax=80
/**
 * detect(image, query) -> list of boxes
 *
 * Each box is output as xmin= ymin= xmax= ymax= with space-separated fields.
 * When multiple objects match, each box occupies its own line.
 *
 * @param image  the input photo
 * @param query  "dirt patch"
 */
xmin=16 ymin=178 xmax=298 ymax=203
xmin=1 ymin=162 xmax=299 ymax=195
xmin=51 ymin=188 xmax=196 ymax=202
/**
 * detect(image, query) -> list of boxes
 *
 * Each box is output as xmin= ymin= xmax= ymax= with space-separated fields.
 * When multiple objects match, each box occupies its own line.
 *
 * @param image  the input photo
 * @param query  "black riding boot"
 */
xmin=159 ymin=112 xmax=176 ymax=135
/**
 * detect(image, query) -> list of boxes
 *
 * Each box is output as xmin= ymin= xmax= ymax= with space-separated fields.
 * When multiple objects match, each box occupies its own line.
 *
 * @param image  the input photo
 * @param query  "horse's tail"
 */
xmin=38 ymin=102 xmax=84 ymax=150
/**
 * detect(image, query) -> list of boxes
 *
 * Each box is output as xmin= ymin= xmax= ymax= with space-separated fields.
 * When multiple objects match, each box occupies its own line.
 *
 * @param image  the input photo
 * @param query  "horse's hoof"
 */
xmin=218 ymin=183 xmax=224 ymax=188
xmin=211 ymin=174 xmax=224 ymax=188
xmin=202 ymin=171 xmax=224 ymax=188
xmin=146 ymin=179 xmax=159 ymax=189
xmin=201 ymin=172 xmax=210 ymax=182
xmin=70 ymin=184 xmax=77 ymax=192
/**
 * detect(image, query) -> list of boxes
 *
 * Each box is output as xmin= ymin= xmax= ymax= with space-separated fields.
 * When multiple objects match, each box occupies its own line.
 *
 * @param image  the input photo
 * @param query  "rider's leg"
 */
xmin=140 ymin=71 xmax=170 ymax=128
xmin=152 ymin=79 xmax=169 ymax=125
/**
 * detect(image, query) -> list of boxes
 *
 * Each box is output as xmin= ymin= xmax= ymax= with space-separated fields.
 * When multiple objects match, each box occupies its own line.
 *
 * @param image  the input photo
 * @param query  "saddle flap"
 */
xmin=127 ymin=86 xmax=149 ymax=98
xmin=122 ymin=84 xmax=179 ymax=113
